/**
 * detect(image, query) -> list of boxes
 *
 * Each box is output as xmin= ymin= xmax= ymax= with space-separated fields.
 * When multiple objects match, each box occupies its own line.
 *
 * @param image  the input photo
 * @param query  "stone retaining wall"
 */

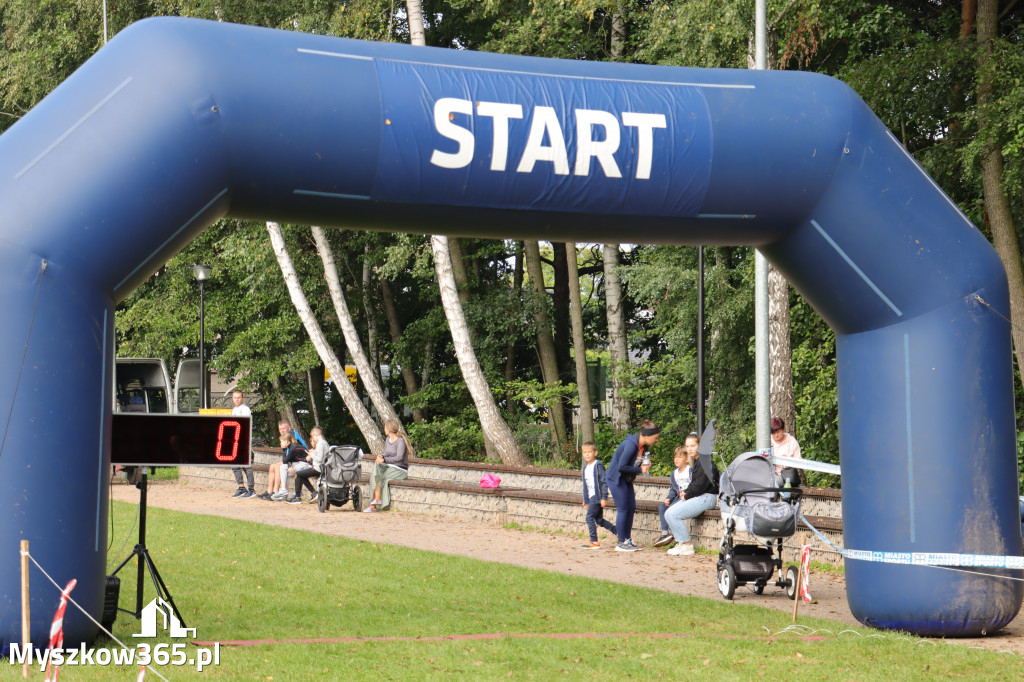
xmin=178 ymin=448 xmax=845 ymax=566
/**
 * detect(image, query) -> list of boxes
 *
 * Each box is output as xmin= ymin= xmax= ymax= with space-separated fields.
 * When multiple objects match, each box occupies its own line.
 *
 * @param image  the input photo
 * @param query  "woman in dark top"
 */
xmin=664 ymin=443 xmax=720 ymax=556
xmin=605 ymin=420 xmax=659 ymax=551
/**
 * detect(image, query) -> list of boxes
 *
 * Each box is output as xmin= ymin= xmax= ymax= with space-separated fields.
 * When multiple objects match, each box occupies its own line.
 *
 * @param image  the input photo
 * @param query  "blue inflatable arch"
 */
xmin=0 ymin=18 xmax=1020 ymax=643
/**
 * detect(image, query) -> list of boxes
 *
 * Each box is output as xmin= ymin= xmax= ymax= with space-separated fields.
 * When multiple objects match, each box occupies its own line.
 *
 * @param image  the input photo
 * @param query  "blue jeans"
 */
xmin=584 ymin=499 xmax=616 ymax=542
xmin=658 ymin=498 xmax=681 ymax=532
xmin=665 ymin=492 xmax=717 ymax=544
xmin=608 ymin=479 xmax=636 ymax=542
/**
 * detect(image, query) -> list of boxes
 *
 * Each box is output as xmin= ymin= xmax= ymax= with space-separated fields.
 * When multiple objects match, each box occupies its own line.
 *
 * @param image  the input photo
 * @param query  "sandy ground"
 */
xmin=111 ymin=480 xmax=1024 ymax=656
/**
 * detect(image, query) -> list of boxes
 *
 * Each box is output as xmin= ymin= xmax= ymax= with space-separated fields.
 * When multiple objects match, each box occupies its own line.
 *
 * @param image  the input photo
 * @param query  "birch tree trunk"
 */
xmin=311 ymin=227 xmax=407 ymax=440
xmin=445 ymin=236 xmax=499 ymax=458
xmin=603 ymin=244 xmax=631 ymax=431
xmin=403 ymin=0 xmax=516 ymax=462
xmin=431 ymin=235 xmax=529 ymax=466
xmin=525 ymin=240 xmax=568 ymax=446
xmin=406 ymin=0 xmax=426 ymax=46
xmin=977 ymin=0 xmax=1024 ymax=380
xmin=567 ymin=242 xmax=595 ymax=446
xmin=267 ymin=222 xmax=385 ymax=455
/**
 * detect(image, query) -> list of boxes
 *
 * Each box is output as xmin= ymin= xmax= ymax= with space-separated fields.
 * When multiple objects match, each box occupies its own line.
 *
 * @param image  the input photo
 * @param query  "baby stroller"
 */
xmin=716 ymin=444 xmax=802 ymax=600
xmin=317 ymin=444 xmax=363 ymax=512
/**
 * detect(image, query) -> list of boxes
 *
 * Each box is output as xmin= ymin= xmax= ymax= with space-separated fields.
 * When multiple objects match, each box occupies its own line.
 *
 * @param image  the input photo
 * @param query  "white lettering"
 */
xmin=516 ymin=106 xmax=570 ymax=175
xmin=621 ymin=112 xmax=667 ymax=179
xmin=574 ymin=109 xmax=621 ymax=178
xmin=430 ymin=98 xmax=474 ymax=169
xmin=476 ymin=102 xmax=523 ymax=171
xmin=429 ymin=98 xmax=668 ymax=180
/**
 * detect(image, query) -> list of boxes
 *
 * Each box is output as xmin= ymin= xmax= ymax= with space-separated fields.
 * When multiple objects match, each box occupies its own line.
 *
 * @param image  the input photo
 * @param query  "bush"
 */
xmin=407 ymin=416 xmax=487 ymax=461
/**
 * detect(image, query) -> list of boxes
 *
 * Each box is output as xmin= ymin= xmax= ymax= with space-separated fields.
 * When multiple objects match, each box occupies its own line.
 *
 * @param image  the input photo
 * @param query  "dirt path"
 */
xmin=111 ymin=481 xmax=1024 ymax=655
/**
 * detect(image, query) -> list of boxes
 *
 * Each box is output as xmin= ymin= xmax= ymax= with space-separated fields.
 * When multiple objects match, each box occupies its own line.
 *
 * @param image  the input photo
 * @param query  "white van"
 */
xmin=114 ymin=358 xmax=175 ymax=413
xmin=116 ymin=357 xmax=228 ymax=415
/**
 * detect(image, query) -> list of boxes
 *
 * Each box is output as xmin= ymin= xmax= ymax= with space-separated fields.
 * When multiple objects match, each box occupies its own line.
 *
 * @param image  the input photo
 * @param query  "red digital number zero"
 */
xmin=215 ymin=420 xmax=242 ymax=462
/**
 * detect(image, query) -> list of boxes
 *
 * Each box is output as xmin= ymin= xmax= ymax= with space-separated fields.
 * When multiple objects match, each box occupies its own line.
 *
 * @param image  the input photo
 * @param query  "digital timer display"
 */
xmin=111 ymin=414 xmax=252 ymax=467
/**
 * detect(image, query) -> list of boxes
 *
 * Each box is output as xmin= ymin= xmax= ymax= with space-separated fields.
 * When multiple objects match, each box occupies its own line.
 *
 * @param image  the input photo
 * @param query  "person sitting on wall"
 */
xmin=259 ymin=420 xmax=308 ymax=500
xmin=363 ymin=419 xmax=410 ymax=512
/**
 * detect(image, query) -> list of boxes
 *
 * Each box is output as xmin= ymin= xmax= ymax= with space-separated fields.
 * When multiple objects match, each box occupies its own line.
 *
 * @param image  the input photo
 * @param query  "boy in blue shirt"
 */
xmin=580 ymin=441 xmax=616 ymax=549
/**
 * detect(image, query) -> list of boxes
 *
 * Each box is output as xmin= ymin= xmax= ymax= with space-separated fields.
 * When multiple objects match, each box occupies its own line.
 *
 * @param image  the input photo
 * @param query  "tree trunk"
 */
xmin=551 ymin=242 xmax=572 ymax=379
xmin=567 ymin=242 xmax=595 ymax=448
xmin=448 ymin=237 xmax=471 ymax=305
xmin=406 ymin=0 xmax=426 ymax=47
xmin=306 ymin=368 xmax=321 ymax=427
xmin=361 ymin=246 xmax=382 ymax=387
xmin=311 ymin=227 xmax=407 ymax=437
xmin=405 ymin=1 xmax=510 ymax=459
xmin=610 ymin=3 xmax=626 ymax=60
xmin=421 ymin=336 xmax=433 ymax=388
xmin=431 ymin=235 xmax=529 ymax=465
xmin=768 ymin=266 xmax=795 ymax=435
xmin=267 ymin=222 xmax=386 ymax=455
xmin=270 ymin=376 xmax=308 ymax=446
xmin=504 ymin=242 xmax=524 ymax=415
xmin=445 ymin=236 xmax=498 ymax=459
xmin=524 ymin=240 xmax=568 ymax=447
xmin=977 ymin=0 xmax=1024 ymax=378
xmin=380 ymin=277 xmax=424 ymax=423
xmin=603 ymin=244 xmax=631 ymax=431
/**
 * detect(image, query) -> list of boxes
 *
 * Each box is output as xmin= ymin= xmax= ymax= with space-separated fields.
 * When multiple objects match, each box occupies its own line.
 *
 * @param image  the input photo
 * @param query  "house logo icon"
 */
xmin=132 ymin=597 xmax=196 ymax=638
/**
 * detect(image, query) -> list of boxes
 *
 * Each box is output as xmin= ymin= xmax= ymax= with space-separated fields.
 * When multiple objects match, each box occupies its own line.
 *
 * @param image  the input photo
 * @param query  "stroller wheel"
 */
xmin=318 ymin=492 xmax=329 ymax=513
xmin=752 ymin=583 xmax=765 ymax=596
xmin=718 ymin=565 xmax=736 ymax=600
xmin=785 ymin=565 xmax=799 ymax=600
xmin=352 ymin=485 xmax=362 ymax=511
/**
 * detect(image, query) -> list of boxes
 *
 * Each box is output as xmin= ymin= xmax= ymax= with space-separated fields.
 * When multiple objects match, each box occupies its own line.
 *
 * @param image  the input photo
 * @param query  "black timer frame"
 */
xmin=108 ymin=414 xmax=252 ymax=625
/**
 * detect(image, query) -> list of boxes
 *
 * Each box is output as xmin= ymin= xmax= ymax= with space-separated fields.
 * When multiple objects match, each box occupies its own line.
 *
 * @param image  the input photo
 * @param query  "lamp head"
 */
xmin=192 ymin=264 xmax=212 ymax=282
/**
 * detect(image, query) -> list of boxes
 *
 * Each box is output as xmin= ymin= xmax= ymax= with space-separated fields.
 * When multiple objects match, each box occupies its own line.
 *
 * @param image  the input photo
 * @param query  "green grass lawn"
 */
xmin=9 ymin=501 xmax=1021 ymax=680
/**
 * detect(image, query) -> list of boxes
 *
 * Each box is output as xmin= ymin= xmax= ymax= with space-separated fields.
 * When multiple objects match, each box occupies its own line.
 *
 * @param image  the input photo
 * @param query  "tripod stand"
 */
xmin=109 ymin=472 xmax=187 ymax=627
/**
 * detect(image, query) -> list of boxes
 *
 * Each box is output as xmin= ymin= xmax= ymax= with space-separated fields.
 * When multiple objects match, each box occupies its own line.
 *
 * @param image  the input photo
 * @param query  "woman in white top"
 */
xmin=770 ymin=416 xmax=802 ymax=480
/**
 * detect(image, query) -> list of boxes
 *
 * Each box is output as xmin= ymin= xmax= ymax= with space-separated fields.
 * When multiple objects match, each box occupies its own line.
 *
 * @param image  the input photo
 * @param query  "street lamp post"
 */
xmin=192 ymin=264 xmax=212 ymax=410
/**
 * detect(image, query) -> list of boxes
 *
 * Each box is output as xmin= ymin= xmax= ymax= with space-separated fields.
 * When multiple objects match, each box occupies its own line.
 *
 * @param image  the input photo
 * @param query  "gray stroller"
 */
xmin=711 ymin=426 xmax=801 ymax=600
xmin=317 ymin=444 xmax=363 ymax=512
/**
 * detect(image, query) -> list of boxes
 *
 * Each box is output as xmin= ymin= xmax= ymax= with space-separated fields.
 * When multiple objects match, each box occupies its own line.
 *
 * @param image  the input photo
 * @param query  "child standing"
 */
xmin=580 ymin=441 xmax=617 ymax=549
xmin=654 ymin=434 xmax=698 ymax=547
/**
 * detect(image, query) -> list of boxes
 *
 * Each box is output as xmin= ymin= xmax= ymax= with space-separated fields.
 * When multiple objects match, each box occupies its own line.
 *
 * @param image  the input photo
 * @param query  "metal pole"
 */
xmin=20 ymin=539 xmax=29 ymax=678
xmin=199 ymin=280 xmax=206 ymax=410
xmin=696 ymin=246 xmax=705 ymax=434
xmin=753 ymin=0 xmax=770 ymax=450
xmin=102 ymin=1 xmax=108 ymax=45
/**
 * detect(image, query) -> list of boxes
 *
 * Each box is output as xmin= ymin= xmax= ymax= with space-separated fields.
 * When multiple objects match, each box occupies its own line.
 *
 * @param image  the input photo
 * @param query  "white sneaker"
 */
xmin=672 ymin=542 xmax=695 ymax=556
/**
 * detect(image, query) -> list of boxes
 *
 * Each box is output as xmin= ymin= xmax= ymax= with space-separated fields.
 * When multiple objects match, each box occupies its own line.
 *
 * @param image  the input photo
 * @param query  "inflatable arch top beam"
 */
xmin=0 ymin=18 xmax=1019 ymax=643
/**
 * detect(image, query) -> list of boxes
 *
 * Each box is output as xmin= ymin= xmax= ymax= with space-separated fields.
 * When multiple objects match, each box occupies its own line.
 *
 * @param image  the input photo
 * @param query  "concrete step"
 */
xmin=178 ymin=448 xmax=845 ymax=565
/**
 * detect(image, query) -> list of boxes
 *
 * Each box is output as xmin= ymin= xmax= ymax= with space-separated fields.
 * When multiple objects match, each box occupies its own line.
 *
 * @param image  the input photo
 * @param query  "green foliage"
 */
xmin=406 ymin=414 xmax=486 ymax=461
xmin=9 ymin=0 xmax=1024 ymax=487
